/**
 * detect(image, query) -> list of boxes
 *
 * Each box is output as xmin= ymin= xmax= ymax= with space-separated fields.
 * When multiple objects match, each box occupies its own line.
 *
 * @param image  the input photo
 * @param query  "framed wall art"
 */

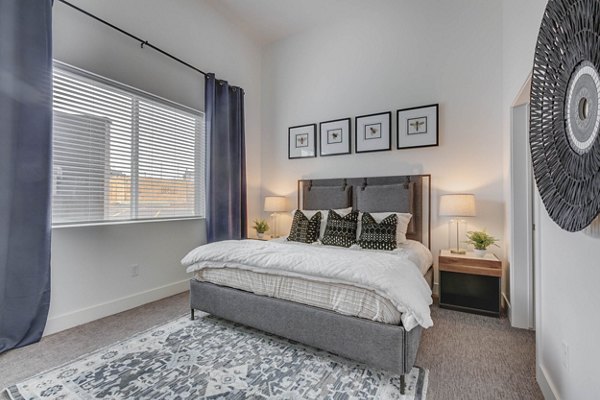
xmin=355 ymin=111 xmax=391 ymax=153
xmin=319 ymin=118 xmax=351 ymax=156
xmin=288 ymin=124 xmax=316 ymax=159
xmin=397 ymin=104 xmax=439 ymax=150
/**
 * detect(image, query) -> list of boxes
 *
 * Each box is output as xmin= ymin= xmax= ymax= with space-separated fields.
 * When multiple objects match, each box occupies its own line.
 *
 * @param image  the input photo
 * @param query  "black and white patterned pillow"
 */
xmin=287 ymin=210 xmax=322 ymax=243
xmin=321 ymin=210 xmax=359 ymax=247
xmin=358 ymin=212 xmax=398 ymax=250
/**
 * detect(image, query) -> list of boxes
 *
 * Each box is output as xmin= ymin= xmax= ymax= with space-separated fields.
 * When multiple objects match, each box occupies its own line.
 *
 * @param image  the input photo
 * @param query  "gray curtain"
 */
xmin=205 ymin=73 xmax=247 ymax=242
xmin=0 ymin=0 xmax=53 ymax=352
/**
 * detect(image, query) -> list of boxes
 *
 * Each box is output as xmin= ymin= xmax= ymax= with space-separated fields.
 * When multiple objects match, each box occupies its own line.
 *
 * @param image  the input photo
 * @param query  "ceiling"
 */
xmin=205 ymin=0 xmax=377 ymax=45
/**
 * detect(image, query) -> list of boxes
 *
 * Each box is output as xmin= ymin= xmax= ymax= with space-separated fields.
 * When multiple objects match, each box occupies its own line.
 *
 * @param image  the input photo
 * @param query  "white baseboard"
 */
xmin=537 ymin=364 xmax=560 ymax=400
xmin=43 ymin=279 xmax=189 ymax=336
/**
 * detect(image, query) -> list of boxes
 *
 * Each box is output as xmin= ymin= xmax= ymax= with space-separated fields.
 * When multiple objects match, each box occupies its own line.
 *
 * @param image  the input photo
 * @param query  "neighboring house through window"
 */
xmin=52 ymin=62 xmax=205 ymax=225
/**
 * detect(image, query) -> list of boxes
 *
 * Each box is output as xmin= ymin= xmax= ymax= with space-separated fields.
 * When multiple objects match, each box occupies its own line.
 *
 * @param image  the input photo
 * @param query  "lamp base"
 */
xmin=270 ymin=213 xmax=279 ymax=239
xmin=450 ymin=249 xmax=466 ymax=255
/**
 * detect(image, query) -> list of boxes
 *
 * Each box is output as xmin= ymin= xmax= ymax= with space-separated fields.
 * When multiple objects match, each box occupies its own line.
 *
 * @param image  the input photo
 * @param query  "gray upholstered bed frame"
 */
xmin=190 ymin=175 xmax=432 ymax=391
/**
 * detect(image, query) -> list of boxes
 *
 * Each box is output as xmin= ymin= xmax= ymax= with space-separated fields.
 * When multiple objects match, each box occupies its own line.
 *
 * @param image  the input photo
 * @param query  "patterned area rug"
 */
xmin=5 ymin=315 xmax=428 ymax=399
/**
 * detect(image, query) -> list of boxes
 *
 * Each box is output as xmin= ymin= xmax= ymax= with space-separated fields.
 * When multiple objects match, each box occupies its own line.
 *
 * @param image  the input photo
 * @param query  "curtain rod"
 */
xmin=57 ymin=0 xmax=208 ymax=77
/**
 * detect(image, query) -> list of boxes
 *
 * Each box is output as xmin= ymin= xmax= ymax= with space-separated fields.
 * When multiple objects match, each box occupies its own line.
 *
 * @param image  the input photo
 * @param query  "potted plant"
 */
xmin=464 ymin=230 xmax=499 ymax=257
xmin=253 ymin=219 xmax=270 ymax=239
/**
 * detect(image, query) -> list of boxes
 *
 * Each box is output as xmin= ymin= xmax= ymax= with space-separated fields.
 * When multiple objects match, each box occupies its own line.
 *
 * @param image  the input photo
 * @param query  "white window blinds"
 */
xmin=52 ymin=62 xmax=205 ymax=226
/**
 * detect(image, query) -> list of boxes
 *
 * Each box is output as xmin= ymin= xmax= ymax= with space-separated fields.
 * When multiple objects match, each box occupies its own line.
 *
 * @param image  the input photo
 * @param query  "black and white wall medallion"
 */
xmin=530 ymin=0 xmax=600 ymax=232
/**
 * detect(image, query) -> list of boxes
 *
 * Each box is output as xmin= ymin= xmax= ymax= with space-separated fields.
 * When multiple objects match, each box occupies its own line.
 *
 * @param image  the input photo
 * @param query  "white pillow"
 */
xmin=357 ymin=212 xmax=412 ymax=244
xmin=291 ymin=207 xmax=353 ymax=238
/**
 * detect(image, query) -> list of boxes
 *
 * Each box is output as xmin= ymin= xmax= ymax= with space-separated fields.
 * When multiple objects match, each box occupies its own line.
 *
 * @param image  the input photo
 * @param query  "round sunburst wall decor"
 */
xmin=530 ymin=0 xmax=600 ymax=232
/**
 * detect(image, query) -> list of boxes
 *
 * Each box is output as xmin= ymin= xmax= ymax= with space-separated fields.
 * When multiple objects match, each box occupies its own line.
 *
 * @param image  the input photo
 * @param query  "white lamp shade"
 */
xmin=264 ymin=196 xmax=287 ymax=212
xmin=439 ymin=194 xmax=476 ymax=217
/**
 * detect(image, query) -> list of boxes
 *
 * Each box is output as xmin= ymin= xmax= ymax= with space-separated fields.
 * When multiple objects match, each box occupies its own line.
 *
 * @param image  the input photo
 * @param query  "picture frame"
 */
xmin=319 ymin=118 xmax=351 ymax=157
xmin=288 ymin=124 xmax=317 ymax=159
xmin=397 ymin=104 xmax=439 ymax=149
xmin=355 ymin=111 xmax=392 ymax=153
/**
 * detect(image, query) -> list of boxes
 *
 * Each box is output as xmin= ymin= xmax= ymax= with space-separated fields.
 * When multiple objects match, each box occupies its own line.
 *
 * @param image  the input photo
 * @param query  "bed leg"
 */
xmin=190 ymin=308 xmax=195 ymax=321
xmin=400 ymin=374 xmax=406 ymax=395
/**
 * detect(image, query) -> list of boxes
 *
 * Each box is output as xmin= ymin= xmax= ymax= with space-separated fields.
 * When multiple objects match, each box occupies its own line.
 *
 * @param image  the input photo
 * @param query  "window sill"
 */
xmin=52 ymin=216 xmax=205 ymax=230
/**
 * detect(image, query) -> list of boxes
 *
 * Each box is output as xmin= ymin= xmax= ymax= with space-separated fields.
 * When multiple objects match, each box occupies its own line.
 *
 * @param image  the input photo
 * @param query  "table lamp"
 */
xmin=264 ymin=196 xmax=287 ymax=238
xmin=439 ymin=194 xmax=476 ymax=254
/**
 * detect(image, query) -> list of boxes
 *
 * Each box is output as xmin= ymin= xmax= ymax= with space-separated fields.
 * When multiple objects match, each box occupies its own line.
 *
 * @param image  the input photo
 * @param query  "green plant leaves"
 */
xmin=253 ymin=219 xmax=270 ymax=234
xmin=464 ymin=230 xmax=499 ymax=250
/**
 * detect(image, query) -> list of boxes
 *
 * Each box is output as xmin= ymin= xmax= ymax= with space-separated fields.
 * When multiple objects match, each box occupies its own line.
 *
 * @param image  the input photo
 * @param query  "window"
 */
xmin=52 ymin=62 xmax=205 ymax=226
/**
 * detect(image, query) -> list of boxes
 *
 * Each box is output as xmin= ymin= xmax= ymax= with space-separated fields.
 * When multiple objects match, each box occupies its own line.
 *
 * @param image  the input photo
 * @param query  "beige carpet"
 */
xmin=0 ymin=292 xmax=542 ymax=399
xmin=419 ymin=306 xmax=542 ymax=399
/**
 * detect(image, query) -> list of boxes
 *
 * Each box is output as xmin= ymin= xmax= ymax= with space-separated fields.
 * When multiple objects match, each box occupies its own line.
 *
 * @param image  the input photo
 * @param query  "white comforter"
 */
xmin=181 ymin=240 xmax=433 ymax=331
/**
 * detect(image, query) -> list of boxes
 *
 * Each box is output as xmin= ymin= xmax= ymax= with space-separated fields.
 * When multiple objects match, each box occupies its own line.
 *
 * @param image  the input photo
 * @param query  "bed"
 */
xmin=184 ymin=175 xmax=432 ymax=390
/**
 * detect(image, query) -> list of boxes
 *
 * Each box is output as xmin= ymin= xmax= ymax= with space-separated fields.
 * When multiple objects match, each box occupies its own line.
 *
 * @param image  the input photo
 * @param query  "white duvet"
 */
xmin=181 ymin=240 xmax=433 ymax=331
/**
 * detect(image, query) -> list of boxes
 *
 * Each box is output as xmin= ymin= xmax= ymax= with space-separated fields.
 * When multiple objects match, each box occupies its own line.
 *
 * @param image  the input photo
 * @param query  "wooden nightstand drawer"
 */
xmin=440 ymin=254 xmax=500 ymax=269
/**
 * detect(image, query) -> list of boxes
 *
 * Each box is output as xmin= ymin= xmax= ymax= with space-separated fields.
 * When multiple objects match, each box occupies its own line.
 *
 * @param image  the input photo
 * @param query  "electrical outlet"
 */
xmin=130 ymin=264 xmax=140 ymax=278
xmin=562 ymin=341 xmax=569 ymax=370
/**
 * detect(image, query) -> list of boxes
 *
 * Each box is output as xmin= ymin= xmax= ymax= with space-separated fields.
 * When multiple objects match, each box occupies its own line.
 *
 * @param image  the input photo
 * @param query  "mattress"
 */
xmin=194 ymin=267 xmax=402 ymax=324
xmin=193 ymin=239 xmax=433 ymax=325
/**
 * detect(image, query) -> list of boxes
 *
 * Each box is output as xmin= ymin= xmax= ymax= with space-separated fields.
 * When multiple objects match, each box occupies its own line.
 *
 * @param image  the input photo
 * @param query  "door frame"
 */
xmin=508 ymin=75 xmax=535 ymax=330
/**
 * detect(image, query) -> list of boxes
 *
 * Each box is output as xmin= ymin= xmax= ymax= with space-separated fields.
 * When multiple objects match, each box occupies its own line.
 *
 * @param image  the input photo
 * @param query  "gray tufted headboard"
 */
xmin=298 ymin=175 xmax=431 ymax=248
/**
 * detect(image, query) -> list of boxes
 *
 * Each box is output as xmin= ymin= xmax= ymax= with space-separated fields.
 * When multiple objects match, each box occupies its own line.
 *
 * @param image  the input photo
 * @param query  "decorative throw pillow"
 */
xmin=321 ymin=210 xmax=359 ymax=247
xmin=357 ymin=212 xmax=412 ymax=244
xmin=287 ymin=210 xmax=322 ymax=243
xmin=358 ymin=212 xmax=398 ymax=250
xmin=290 ymin=207 xmax=352 ymax=239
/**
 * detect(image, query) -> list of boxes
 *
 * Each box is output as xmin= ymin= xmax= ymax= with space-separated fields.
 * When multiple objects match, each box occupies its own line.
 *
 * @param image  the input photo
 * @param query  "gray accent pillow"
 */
xmin=303 ymin=185 xmax=352 ymax=210
xmin=356 ymin=183 xmax=415 ymax=234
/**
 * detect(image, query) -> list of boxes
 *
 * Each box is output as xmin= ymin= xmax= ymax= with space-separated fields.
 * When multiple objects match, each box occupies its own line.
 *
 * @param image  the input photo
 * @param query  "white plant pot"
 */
xmin=257 ymin=232 xmax=265 ymax=239
xmin=473 ymin=249 xmax=486 ymax=257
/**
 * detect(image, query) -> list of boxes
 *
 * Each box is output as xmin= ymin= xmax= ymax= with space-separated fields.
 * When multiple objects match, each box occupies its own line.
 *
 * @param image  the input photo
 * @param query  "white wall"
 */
xmin=46 ymin=220 xmax=203 ymax=334
xmin=503 ymin=0 xmax=600 ymax=398
xmin=536 ymin=210 xmax=600 ymax=399
xmin=47 ymin=0 xmax=262 ymax=334
xmin=260 ymin=0 xmax=505 ymax=294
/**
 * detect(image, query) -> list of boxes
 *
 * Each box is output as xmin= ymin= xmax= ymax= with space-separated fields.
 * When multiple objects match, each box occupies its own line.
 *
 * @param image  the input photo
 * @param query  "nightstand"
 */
xmin=438 ymin=250 xmax=502 ymax=317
